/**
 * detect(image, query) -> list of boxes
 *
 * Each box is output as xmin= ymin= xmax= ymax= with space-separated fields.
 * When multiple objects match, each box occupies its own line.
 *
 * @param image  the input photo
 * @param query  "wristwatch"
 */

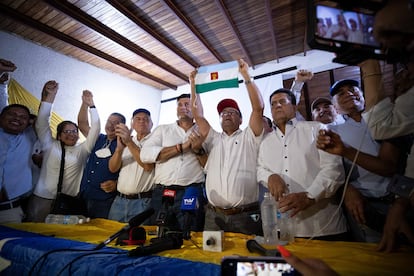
xmin=245 ymin=79 xmax=254 ymax=85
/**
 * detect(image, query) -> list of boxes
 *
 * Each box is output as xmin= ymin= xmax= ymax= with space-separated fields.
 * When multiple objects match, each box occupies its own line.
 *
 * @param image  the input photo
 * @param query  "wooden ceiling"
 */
xmin=0 ymin=0 xmax=308 ymax=90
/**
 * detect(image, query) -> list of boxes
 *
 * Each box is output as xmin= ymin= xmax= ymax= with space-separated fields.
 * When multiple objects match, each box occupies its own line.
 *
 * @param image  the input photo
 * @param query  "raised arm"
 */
xmin=190 ymin=69 xmax=210 ymax=138
xmin=359 ymin=59 xmax=385 ymax=111
xmin=239 ymin=59 xmax=264 ymax=136
xmin=82 ymin=90 xmax=100 ymax=152
xmin=36 ymin=81 xmax=59 ymax=146
xmin=0 ymin=59 xmax=16 ymax=109
xmin=290 ymin=69 xmax=313 ymax=105
xmin=77 ymin=91 xmax=91 ymax=137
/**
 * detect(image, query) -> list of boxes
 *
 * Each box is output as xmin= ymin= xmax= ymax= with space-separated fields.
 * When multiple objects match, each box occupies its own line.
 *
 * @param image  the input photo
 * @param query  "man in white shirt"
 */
xmin=140 ymin=94 xmax=206 ymax=235
xmin=189 ymin=59 xmax=265 ymax=235
xmin=107 ymin=108 xmax=155 ymax=223
xmin=257 ymin=88 xmax=348 ymax=240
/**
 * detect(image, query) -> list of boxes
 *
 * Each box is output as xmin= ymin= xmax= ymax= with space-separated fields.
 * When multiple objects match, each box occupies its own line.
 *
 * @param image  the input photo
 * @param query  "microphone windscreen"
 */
xmin=129 ymin=208 xmax=155 ymax=227
xmin=181 ymin=187 xmax=199 ymax=211
xmin=116 ymin=226 xmax=146 ymax=246
xmin=161 ymin=188 xmax=176 ymax=205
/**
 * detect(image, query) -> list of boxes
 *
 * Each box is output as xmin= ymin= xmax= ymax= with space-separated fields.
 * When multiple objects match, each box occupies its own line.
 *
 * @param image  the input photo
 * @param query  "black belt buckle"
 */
xmin=0 ymin=198 xmax=21 ymax=211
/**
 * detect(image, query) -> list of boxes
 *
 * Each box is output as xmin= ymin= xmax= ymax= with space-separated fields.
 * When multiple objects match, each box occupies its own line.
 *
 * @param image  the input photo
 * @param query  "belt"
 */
xmin=0 ymin=198 xmax=21 ymax=211
xmin=157 ymin=183 xmax=203 ymax=190
xmin=208 ymin=202 xmax=259 ymax=215
xmin=118 ymin=191 xmax=152 ymax=199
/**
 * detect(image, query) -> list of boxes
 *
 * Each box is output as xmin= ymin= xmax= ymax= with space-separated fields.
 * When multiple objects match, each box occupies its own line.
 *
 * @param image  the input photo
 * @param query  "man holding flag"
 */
xmin=190 ymin=59 xmax=264 ymax=235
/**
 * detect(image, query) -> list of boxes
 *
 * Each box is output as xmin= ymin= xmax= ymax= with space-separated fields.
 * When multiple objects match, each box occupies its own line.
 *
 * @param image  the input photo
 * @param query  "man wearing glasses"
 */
xmin=189 ymin=59 xmax=264 ymax=235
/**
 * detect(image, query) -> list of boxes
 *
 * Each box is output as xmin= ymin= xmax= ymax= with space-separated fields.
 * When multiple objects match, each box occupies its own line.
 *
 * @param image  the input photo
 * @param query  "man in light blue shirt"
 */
xmin=317 ymin=79 xmax=410 ymax=242
xmin=0 ymin=58 xmax=35 ymax=223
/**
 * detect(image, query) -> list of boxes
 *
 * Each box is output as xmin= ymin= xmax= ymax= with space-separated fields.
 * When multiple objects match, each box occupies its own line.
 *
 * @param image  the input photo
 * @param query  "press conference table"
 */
xmin=1 ymin=219 xmax=413 ymax=275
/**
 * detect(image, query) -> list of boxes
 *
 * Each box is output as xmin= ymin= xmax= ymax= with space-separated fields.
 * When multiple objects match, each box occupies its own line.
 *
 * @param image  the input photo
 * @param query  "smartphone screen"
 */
xmin=221 ymin=256 xmax=299 ymax=276
xmin=315 ymin=4 xmax=379 ymax=47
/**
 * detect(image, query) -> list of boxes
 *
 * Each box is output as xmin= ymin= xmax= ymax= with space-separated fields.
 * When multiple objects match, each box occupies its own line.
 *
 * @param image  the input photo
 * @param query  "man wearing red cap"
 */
xmin=189 ymin=59 xmax=264 ymax=235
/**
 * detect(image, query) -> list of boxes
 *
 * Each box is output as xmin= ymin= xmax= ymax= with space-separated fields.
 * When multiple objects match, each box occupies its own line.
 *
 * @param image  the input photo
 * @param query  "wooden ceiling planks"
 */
xmin=0 ymin=0 xmax=312 ymax=90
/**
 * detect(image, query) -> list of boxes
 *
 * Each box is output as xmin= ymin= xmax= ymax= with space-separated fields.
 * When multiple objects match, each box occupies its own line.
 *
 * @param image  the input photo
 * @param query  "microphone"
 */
xmin=180 ymin=187 xmax=199 ymax=240
xmin=246 ymin=239 xmax=281 ymax=256
xmin=128 ymin=234 xmax=183 ymax=257
xmin=156 ymin=189 xmax=177 ymax=237
xmin=94 ymin=208 xmax=154 ymax=250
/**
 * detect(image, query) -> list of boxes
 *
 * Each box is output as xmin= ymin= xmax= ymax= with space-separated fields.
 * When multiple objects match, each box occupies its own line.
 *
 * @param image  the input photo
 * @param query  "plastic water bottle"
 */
xmin=278 ymin=210 xmax=296 ymax=245
xmin=260 ymin=192 xmax=278 ymax=245
xmin=45 ymin=214 xmax=88 ymax=224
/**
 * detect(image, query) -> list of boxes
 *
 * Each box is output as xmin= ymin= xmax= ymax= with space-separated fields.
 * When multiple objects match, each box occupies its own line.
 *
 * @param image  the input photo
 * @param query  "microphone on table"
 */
xmin=180 ymin=187 xmax=199 ymax=240
xmin=246 ymin=239 xmax=281 ymax=257
xmin=128 ymin=233 xmax=183 ymax=257
xmin=156 ymin=188 xmax=176 ymax=237
xmin=94 ymin=208 xmax=154 ymax=250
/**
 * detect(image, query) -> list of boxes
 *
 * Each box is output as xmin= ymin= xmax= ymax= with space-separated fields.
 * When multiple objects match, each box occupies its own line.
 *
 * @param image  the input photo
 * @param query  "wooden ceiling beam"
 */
xmin=44 ymin=0 xmax=188 ymax=82
xmin=0 ymin=3 xmax=177 ymax=90
xmin=215 ymin=0 xmax=253 ymax=66
xmin=162 ymin=0 xmax=223 ymax=64
xmin=107 ymin=0 xmax=199 ymax=68
xmin=265 ymin=0 xmax=279 ymax=62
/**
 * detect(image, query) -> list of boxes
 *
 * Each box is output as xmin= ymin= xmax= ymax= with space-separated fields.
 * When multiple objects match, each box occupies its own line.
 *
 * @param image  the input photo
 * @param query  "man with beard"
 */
xmin=141 ymin=94 xmax=207 ymax=234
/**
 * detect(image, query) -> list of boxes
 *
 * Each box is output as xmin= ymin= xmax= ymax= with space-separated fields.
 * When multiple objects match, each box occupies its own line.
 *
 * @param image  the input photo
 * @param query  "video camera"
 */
xmin=307 ymin=0 xmax=411 ymax=65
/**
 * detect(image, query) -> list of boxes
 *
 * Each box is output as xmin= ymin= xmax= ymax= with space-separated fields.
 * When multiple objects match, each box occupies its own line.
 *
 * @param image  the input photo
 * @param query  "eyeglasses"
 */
xmin=62 ymin=129 xmax=78 ymax=134
xmin=220 ymin=111 xmax=239 ymax=117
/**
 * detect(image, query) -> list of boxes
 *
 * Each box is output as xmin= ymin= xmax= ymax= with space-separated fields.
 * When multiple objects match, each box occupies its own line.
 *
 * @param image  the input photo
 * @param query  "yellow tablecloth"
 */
xmin=6 ymin=219 xmax=414 ymax=275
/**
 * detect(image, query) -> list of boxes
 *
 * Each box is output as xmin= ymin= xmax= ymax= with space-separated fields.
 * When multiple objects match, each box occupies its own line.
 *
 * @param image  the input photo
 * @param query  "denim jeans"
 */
xmin=108 ymin=196 xmax=152 ymax=223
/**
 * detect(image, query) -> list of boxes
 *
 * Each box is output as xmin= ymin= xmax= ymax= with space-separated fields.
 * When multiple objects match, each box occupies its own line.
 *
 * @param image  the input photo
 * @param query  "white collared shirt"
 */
xmin=257 ymin=119 xmax=347 ymax=237
xmin=204 ymin=126 xmax=263 ymax=208
xmin=34 ymin=102 xmax=100 ymax=199
xmin=117 ymin=135 xmax=154 ymax=194
xmin=140 ymin=122 xmax=205 ymax=186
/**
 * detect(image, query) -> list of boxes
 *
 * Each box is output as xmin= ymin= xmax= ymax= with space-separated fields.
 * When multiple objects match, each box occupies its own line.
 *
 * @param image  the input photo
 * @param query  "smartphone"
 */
xmin=221 ymin=256 xmax=299 ymax=276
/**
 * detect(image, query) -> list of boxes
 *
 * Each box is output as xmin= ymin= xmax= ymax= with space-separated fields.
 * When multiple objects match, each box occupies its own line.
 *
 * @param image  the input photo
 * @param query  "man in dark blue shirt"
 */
xmin=78 ymin=101 xmax=126 ymax=219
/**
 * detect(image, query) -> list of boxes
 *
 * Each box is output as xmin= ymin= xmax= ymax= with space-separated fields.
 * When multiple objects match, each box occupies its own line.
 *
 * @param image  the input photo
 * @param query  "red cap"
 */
xmin=217 ymin=98 xmax=240 ymax=114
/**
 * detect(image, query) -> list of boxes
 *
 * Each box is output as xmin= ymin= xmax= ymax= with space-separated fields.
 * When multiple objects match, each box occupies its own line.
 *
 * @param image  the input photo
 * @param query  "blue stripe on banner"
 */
xmin=197 ymin=60 xmax=238 ymax=74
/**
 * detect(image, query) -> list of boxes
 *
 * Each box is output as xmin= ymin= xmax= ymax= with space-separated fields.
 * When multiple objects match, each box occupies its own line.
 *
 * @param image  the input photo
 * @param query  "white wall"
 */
xmin=160 ymin=50 xmax=344 ymax=131
xmin=0 ymin=31 xmax=162 ymax=130
xmin=1 ymin=30 xmax=344 ymax=132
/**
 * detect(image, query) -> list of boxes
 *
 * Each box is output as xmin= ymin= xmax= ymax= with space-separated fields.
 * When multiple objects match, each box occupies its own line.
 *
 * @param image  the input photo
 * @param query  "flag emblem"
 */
xmin=195 ymin=61 xmax=239 ymax=93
